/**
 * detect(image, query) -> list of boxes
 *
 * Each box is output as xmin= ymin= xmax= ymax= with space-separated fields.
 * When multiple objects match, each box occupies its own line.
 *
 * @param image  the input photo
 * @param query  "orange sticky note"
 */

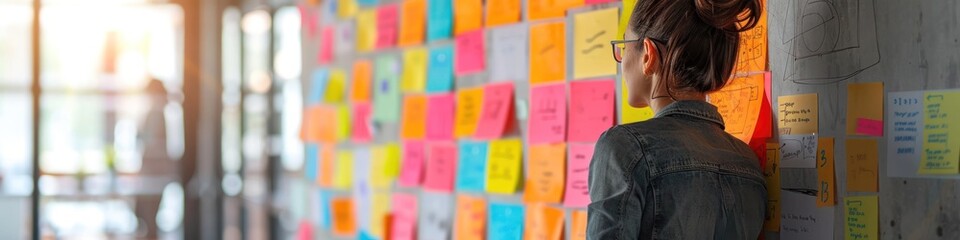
xmin=708 ymin=73 xmax=765 ymax=143
xmin=401 ymin=95 xmax=428 ymax=139
xmin=454 ymin=87 xmax=484 ymax=137
xmin=454 ymin=194 xmax=487 ymax=240
xmin=523 ymin=203 xmax=565 ymax=240
xmin=763 ymin=143 xmax=781 ymax=232
xmin=351 ymin=60 xmax=373 ymax=102
xmin=398 ymin=0 xmax=426 ymax=47
xmin=524 ymin=143 xmax=567 ymax=203
xmin=486 ymin=0 xmax=520 ymax=27
xmin=734 ymin=0 xmax=767 ymax=73
xmin=816 ymin=137 xmax=836 ymax=207
xmin=454 ymin=0 xmax=483 ymax=35
xmin=846 ymin=82 xmax=884 ymax=136
xmin=302 ymin=105 xmax=338 ymax=143
xmin=331 ymin=197 xmax=357 ymax=237
xmin=570 ymin=210 xmax=587 ymax=240
xmin=529 ymin=21 xmax=567 ymax=84
xmin=318 ymin=144 xmax=336 ymax=187
xmin=847 ymin=138 xmax=879 ymax=192
xmin=528 ymin=0 xmax=584 ymax=21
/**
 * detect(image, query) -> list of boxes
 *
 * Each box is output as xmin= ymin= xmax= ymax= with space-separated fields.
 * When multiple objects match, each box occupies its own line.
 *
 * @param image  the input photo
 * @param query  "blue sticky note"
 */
xmin=488 ymin=203 xmax=524 ymax=240
xmin=358 ymin=230 xmax=377 ymax=240
xmin=426 ymin=0 xmax=452 ymax=41
xmin=456 ymin=140 xmax=488 ymax=192
xmin=309 ymin=69 xmax=329 ymax=104
xmin=356 ymin=0 xmax=378 ymax=7
xmin=426 ymin=45 xmax=454 ymax=93
xmin=318 ymin=190 xmax=332 ymax=229
xmin=305 ymin=144 xmax=319 ymax=181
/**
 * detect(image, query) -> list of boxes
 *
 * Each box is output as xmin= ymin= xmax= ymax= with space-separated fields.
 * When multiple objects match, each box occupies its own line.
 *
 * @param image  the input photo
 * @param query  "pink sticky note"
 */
xmin=856 ymin=118 xmax=884 ymax=137
xmin=352 ymin=102 xmax=373 ymax=143
xmin=564 ymin=143 xmax=595 ymax=207
xmin=390 ymin=193 xmax=418 ymax=240
xmin=426 ymin=93 xmax=456 ymax=141
xmin=568 ymin=79 xmax=615 ymax=142
xmin=528 ymin=83 xmax=568 ymax=145
xmin=297 ymin=4 xmax=318 ymax=37
xmin=376 ymin=4 xmax=399 ymax=49
xmin=423 ymin=142 xmax=458 ymax=192
xmin=454 ymin=30 xmax=485 ymax=76
xmin=474 ymin=82 xmax=515 ymax=139
xmin=399 ymin=140 xmax=426 ymax=187
xmin=318 ymin=26 xmax=334 ymax=64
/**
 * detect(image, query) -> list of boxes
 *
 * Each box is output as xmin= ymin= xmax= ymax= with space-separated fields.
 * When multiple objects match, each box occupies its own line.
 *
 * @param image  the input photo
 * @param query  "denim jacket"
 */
xmin=587 ymin=101 xmax=766 ymax=240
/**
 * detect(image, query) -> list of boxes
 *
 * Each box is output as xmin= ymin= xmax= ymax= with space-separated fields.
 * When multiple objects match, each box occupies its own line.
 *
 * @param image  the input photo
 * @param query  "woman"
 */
xmin=587 ymin=0 xmax=766 ymax=239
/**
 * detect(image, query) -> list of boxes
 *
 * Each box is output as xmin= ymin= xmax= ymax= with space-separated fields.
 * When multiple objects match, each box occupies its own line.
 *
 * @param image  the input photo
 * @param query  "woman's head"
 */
xmin=620 ymin=0 xmax=762 ymax=108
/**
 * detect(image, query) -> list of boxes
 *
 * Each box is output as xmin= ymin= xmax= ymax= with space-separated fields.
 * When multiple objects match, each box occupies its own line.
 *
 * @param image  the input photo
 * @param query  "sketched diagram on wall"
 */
xmin=778 ymin=0 xmax=880 ymax=84
xmin=711 ymin=76 xmax=763 ymax=137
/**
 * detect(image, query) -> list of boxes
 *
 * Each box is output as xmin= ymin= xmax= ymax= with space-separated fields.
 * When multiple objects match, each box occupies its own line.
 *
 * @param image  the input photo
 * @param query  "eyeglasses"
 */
xmin=610 ymin=37 xmax=667 ymax=63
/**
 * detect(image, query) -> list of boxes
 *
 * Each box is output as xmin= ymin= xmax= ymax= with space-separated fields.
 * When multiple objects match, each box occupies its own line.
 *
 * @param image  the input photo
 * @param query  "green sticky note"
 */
xmin=373 ymin=55 xmax=402 ymax=123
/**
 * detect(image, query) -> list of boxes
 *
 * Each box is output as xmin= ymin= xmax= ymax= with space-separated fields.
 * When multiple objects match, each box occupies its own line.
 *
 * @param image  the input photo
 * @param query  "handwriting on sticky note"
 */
xmin=486 ymin=0 xmax=520 ymax=27
xmin=475 ymin=82 xmax=515 ymax=139
xmin=486 ymin=139 xmax=523 ymax=194
xmin=401 ymin=47 xmax=428 ymax=92
xmin=331 ymin=197 xmax=357 ymax=236
xmin=490 ymin=24 xmax=528 ymax=82
xmin=847 ymin=138 xmax=879 ymax=192
xmin=887 ymin=91 xmax=923 ymax=178
xmin=455 ymin=30 xmax=485 ymax=76
xmin=356 ymin=9 xmax=377 ymax=52
xmin=733 ymin=0 xmax=767 ymax=73
xmin=453 ymin=0 xmax=482 ymax=34
xmin=427 ymin=45 xmax=454 ymax=92
xmin=523 ymin=203 xmax=565 ymax=240
xmin=488 ymin=203 xmax=524 ymax=240
xmin=568 ymin=79 xmax=615 ymax=142
xmin=419 ymin=192 xmax=454 ymax=239
xmin=564 ymin=143 xmax=595 ymax=207
xmin=763 ymin=143 xmax=781 ymax=232
xmin=572 ymin=8 xmax=618 ymax=79
xmin=426 ymin=93 xmax=456 ymax=141
xmin=399 ymin=140 xmax=426 ymax=187
xmin=847 ymin=82 xmax=884 ymax=136
xmin=529 ymin=21 xmax=566 ymax=84
xmin=779 ymin=134 xmax=817 ymax=168
xmin=845 ymin=195 xmax=879 ymax=240
xmin=455 ymin=87 xmax=484 ymax=137
xmin=376 ymin=4 xmax=398 ymax=49
xmin=401 ymin=95 xmax=427 ymax=139
xmin=456 ymin=141 xmax=489 ymax=192
xmin=390 ymin=193 xmax=418 ymax=240
xmin=398 ymin=0 xmax=425 ymax=46
xmin=528 ymin=83 xmax=568 ymax=145
xmin=780 ymin=190 xmax=835 ymax=240
xmin=777 ymin=93 xmax=818 ymax=135
xmin=709 ymin=73 xmax=765 ymax=142
xmin=571 ymin=210 xmax=587 ymax=240
xmin=352 ymin=102 xmax=373 ymax=143
xmin=454 ymin=195 xmax=487 ymax=240
xmin=524 ymin=143 xmax=566 ymax=203
xmin=424 ymin=142 xmax=458 ymax=192
xmin=816 ymin=137 xmax=836 ymax=207
xmin=426 ymin=0 xmax=452 ymax=41
xmin=919 ymin=91 xmax=960 ymax=174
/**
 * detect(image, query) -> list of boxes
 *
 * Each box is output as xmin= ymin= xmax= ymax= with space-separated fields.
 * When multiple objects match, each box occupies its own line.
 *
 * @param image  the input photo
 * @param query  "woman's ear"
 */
xmin=641 ymin=38 xmax=659 ymax=75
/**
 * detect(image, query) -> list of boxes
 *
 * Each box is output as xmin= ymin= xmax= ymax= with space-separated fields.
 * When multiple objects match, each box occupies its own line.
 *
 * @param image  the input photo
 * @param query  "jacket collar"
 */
xmin=654 ymin=100 xmax=726 ymax=129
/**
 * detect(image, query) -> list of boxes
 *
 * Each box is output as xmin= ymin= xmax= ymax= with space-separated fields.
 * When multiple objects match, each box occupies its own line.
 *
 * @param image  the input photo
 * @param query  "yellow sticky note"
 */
xmin=337 ymin=0 xmax=358 ymax=19
xmin=335 ymin=104 xmax=351 ymax=141
xmin=333 ymin=150 xmax=354 ymax=189
xmin=371 ymin=192 xmax=391 ymax=239
xmin=620 ymin=78 xmax=654 ymax=124
xmin=486 ymin=139 xmax=523 ymax=194
xmin=529 ymin=21 xmax=566 ymax=84
xmin=708 ymin=73 xmax=764 ymax=142
xmin=573 ymin=8 xmax=618 ymax=79
xmin=763 ymin=143 xmax=781 ymax=232
xmin=846 ymin=138 xmax=878 ymax=192
xmin=844 ymin=195 xmax=879 ymax=240
xmin=402 ymin=47 xmax=428 ymax=92
xmin=846 ymin=82 xmax=884 ymax=136
xmin=454 ymin=87 xmax=484 ymax=137
xmin=777 ymin=93 xmax=818 ymax=135
xmin=618 ymin=0 xmax=637 ymax=40
xmin=356 ymin=9 xmax=377 ymax=52
xmin=816 ymin=137 xmax=836 ymax=207
xmin=372 ymin=143 xmax=402 ymax=189
xmin=920 ymin=91 xmax=960 ymax=174
xmin=324 ymin=69 xmax=347 ymax=103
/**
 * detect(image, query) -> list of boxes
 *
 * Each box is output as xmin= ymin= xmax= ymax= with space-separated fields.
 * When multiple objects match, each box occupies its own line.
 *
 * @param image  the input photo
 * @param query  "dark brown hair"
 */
xmin=629 ymin=0 xmax=762 ymax=94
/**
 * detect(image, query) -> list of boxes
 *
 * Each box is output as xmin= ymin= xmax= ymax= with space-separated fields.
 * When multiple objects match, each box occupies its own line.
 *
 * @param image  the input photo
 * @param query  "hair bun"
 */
xmin=693 ymin=0 xmax=762 ymax=32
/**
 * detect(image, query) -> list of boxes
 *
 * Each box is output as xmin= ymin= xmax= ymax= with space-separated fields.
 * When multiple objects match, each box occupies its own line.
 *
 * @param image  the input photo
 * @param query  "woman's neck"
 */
xmin=648 ymin=93 xmax=707 ymax=113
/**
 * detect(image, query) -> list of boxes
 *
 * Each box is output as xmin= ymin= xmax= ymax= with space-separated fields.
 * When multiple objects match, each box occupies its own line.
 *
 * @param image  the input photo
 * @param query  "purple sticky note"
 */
xmin=856 ymin=118 xmax=883 ymax=137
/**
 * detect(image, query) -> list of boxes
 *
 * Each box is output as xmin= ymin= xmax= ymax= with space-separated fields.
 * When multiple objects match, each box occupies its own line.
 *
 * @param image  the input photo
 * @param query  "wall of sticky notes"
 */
xmin=296 ymin=0 xmax=960 ymax=239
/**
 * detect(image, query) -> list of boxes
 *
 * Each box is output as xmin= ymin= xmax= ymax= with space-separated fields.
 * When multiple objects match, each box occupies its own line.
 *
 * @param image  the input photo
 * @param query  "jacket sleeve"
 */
xmin=587 ymin=126 xmax=646 ymax=240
